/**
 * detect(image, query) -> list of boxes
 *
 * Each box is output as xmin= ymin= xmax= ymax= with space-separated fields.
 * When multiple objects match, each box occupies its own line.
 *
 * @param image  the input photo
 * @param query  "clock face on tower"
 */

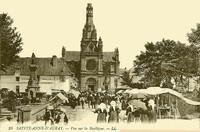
xmin=86 ymin=59 xmax=96 ymax=70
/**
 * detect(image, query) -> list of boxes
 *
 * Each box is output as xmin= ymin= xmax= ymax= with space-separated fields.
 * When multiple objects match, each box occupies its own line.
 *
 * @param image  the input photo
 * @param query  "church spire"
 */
xmin=86 ymin=3 xmax=94 ymax=26
xmin=82 ymin=3 xmax=97 ymax=40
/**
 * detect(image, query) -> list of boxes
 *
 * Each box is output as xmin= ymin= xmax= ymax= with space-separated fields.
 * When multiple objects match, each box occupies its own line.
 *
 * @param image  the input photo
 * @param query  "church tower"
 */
xmin=80 ymin=3 xmax=104 ymax=92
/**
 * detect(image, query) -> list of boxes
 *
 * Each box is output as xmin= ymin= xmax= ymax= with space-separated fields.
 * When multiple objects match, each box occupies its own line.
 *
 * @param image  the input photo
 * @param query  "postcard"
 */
xmin=0 ymin=0 xmax=200 ymax=132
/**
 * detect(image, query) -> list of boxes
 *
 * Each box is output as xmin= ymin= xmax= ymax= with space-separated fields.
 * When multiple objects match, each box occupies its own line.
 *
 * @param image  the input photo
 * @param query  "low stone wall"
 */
xmin=17 ymin=102 xmax=62 ymax=123
xmin=30 ymin=104 xmax=49 ymax=123
xmin=0 ymin=116 xmax=7 ymax=122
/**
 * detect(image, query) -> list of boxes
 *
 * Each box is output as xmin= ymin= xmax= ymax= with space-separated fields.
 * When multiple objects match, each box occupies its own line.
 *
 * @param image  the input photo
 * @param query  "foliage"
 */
xmin=120 ymin=68 xmax=145 ymax=89
xmin=2 ymin=91 xmax=17 ymax=112
xmin=21 ymin=96 xmax=29 ymax=105
xmin=120 ymin=69 xmax=133 ymax=87
xmin=187 ymin=23 xmax=200 ymax=47
xmin=133 ymin=39 xmax=197 ymax=88
xmin=187 ymin=23 xmax=200 ymax=98
xmin=187 ymin=23 xmax=200 ymax=76
xmin=0 ymin=13 xmax=23 ymax=71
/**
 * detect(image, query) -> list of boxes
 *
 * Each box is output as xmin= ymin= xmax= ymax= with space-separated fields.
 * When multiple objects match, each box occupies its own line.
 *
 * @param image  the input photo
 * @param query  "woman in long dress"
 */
xmin=148 ymin=99 xmax=157 ymax=123
xmin=132 ymin=108 xmax=141 ymax=123
xmin=140 ymin=108 xmax=149 ymax=123
xmin=94 ymin=103 xmax=107 ymax=123
xmin=126 ymin=105 xmax=135 ymax=123
xmin=121 ymin=97 xmax=127 ymax=110
xmin=64 ymin=113 xmax=68 ymax=125
xmin=108 ymin=101 xmax=121 ymax=123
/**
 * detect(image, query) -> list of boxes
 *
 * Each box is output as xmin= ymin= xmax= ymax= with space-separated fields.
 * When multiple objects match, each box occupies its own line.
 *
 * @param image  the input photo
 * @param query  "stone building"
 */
xmin=62 ymin=3 xmax=120 ymax=92
xmin=0 ymin=54 xmax=73 ymax=95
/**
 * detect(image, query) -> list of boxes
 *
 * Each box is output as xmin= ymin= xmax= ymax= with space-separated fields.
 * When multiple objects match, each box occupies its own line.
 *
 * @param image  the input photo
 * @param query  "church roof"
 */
xmin=64 ymin=51 xmax=80 ymax=61
xmin=0 ymin=57 xmax=71 ymax=76
xmin=64 ymin=51 xmax=115 ymax=62
xmin=103 ymin=52 xmax=115 ymax=62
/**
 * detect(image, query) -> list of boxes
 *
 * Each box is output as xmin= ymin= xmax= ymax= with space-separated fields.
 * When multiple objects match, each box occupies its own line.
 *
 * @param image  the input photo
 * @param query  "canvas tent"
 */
xmin=116 ymin=90 xmax=124 ymax=94
xmin=121 ymin=87 xmax=200 ymax=106
xmin=67 ymin=89 xmax=80 ymax=98
xmin=50 ymin=93 xmax=69 ymax=103
xmin=162 ymin=88 xmax=200 ymax=106
xmin=140 ymin=87 xmax=200 ymax=106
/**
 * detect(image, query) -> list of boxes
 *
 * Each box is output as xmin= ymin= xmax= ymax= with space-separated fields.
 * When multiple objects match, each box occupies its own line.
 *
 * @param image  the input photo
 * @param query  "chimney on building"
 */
xmin=52 ymin=55 xmax=57 ymax=67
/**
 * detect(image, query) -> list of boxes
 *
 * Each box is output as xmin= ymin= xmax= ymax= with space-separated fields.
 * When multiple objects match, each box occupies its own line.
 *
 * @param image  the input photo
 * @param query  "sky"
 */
xmin=1 ymin=0 xmax=200 ymax=69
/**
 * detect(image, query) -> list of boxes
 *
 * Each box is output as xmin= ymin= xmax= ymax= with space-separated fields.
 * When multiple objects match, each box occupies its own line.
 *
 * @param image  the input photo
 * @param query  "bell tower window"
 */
xmin=86 ymin=59 xmax=96 ymax=70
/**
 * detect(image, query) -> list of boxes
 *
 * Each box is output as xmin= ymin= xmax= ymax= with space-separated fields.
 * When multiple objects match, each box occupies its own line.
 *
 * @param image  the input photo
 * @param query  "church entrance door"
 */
xmin=88 ymin=85 xmax=94 ymax=91
xmin=86 ymin=78 xmax=96 ymax=92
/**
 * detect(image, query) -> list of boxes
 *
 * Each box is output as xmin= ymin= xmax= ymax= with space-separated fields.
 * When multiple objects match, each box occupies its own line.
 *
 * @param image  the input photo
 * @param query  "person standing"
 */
xmin=95 ymin=93 xmax=101 ymax=108
xmin=44 ymin=109 xmax=51 ymax=125
xmin=71 ymin=96 xmax=77 ymax=109
xmin=54 ymin=113 xmax=61 ymax=124
xmin=79 ymin=94 xmax=85 ymax=109
xmin=87 ymin=94 xmax=92 ymax=108
xmin=148 ymin=99 xmax=157 ymax=123
xmin=140 ymin=108 xmax=149 ymax=123
xmin=91 ymin=94 xmax=96 ymax=109
xmin=132 ymin=108 xmax=141 ymax=123
xmin=94 ymin=103 xmax=107 ymax=123
xmin=126 ymin=105 xmax=134 ymax=123
xmin=116 ymin=97 xmax=121 ymax=109
xmin=121 ymin=96 xmax=127 ymax=110
xmin=64 ymin=113 xmax=68 ymax=125
xmin=108 ymin=101 xmax=121 ymax=123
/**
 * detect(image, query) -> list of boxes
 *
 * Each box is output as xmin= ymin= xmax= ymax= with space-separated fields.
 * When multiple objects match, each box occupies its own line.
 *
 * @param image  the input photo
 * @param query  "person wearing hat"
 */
xmin=94 ymin=103 xmax=107 ymax=123
xmin=126 ymin=104 xmax=135 ymax=123
xmin=148 ymin=99 xmax=157 ymax=123
xmin=108 ymin=101 xmax=121 ymax=123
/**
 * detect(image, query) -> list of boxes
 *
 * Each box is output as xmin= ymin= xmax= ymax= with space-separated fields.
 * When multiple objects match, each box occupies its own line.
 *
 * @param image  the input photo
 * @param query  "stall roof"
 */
xmin=50 ymin=93 xmax=68 ymax=103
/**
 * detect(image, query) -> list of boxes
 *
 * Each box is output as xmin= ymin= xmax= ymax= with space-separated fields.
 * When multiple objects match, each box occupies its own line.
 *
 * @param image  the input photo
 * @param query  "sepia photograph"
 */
xmin=0 ymin=0 xmax=200 ymax=132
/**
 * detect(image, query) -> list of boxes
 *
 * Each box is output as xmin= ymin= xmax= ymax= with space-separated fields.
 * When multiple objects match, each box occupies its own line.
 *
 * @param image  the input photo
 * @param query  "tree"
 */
xmin=187 ymin=23 xmax=200 ymax=75
xmin=187 ymin=23 xmax=200 ymax=97
xmin=187 ymin=23 xmax=200 ymax=47
xmin=134 ymin=39 xmax=195 ymax=89
xmin=2 ymin=91 xmax=17 ymax=112
xmin=120 ymin=68 xmax=133 ymax=87
xmin=0 ymin=13 xmax=23 ymax=71
xmin=21 ymin=95 xmax=29 ymax=105
xmin=120 ymin=68 xmax=145 ymax=89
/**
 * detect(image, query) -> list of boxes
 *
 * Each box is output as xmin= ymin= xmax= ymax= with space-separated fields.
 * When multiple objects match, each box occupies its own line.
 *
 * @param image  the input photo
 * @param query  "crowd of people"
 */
xmin=43 ymin=107 xmax=68 ymax=125
xmin=45 ymin=90 xmax=157 ymax=124
xmin=77 ymin=91 xmax=157 ymax=124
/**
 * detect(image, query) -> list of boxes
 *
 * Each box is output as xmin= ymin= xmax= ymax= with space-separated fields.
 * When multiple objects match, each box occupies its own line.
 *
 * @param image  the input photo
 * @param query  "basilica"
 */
xmin=62 ymin=3 xmax=120 ymax=92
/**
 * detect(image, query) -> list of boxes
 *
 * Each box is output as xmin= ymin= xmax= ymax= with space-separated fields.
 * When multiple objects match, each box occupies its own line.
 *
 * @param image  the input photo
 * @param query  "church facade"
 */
xmin=62 ymin=3 xmax=120 ymax=92
xmin=0 ymin=3 xmax=120 ymax=94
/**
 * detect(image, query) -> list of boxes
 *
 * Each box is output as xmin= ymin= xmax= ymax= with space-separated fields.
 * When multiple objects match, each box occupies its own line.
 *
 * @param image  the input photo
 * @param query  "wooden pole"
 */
xmin=175 ymin=99 xmax=177 ymax=119
xmin=0 ymin=14 xmax=1 ymax=72
xmin=0 ymin=27 xmax=1 ymax=72
xmin=168 ymin=94 xmax=171 ymax=118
